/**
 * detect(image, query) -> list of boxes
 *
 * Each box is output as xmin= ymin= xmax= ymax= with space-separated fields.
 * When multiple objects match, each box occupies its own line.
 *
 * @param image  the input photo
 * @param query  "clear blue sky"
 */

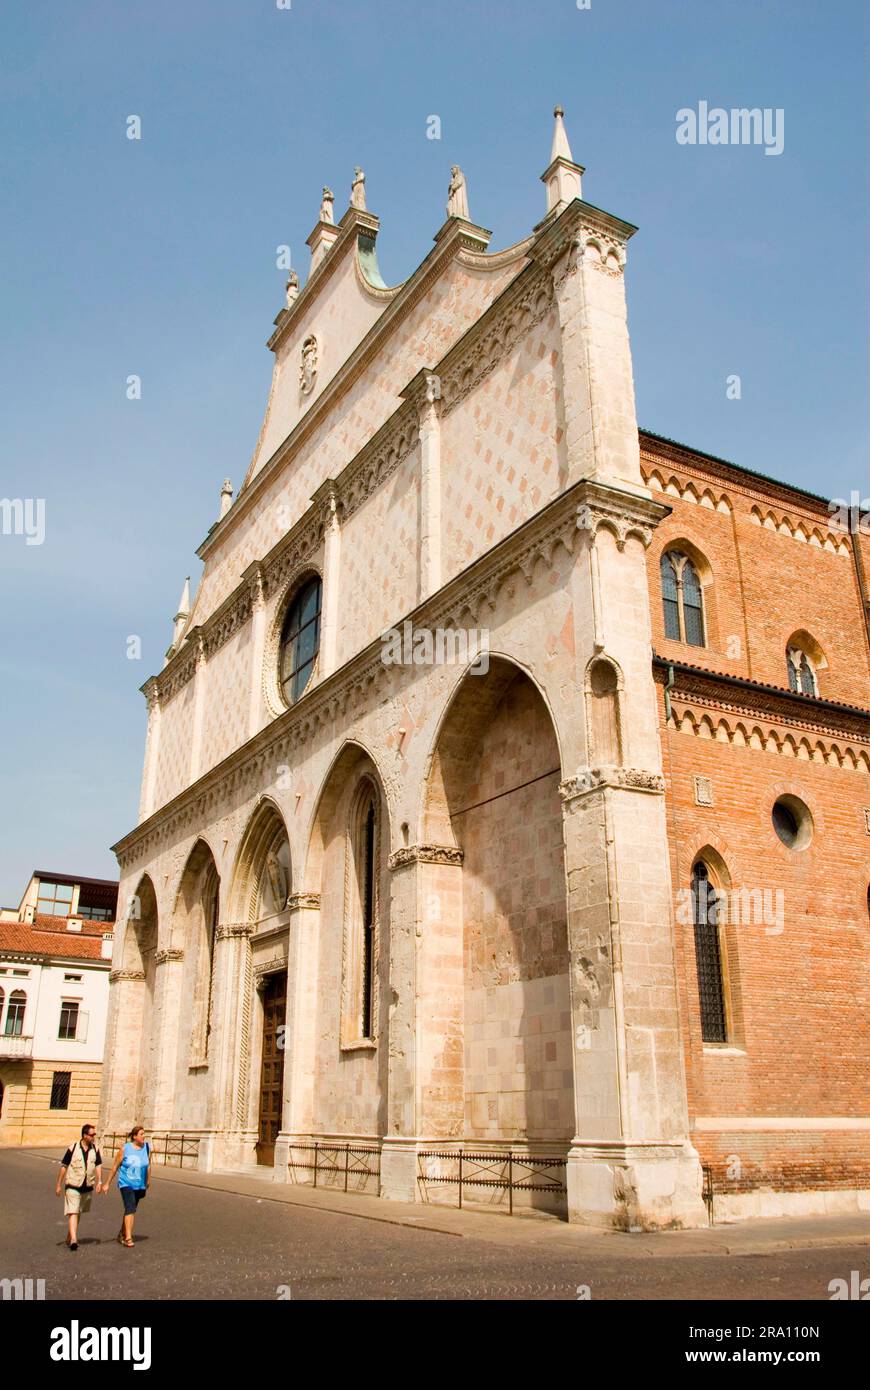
xmin=1 ymin=0 xmax=867 ymax=904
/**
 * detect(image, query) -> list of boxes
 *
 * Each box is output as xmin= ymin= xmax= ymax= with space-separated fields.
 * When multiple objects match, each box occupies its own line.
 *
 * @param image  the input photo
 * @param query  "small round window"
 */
xmin=279 ymin=576 xmax=322 ymax=706
xmin=772 ymin=795 xmax=813 ymax=850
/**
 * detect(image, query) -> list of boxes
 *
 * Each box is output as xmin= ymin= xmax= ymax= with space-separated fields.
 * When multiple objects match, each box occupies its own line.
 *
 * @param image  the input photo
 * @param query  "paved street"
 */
xmin=2 ymin=1148 xmax=869 ymax=1301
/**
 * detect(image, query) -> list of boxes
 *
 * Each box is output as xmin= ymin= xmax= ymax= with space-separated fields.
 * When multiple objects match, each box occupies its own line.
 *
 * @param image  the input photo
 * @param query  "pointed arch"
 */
xmin=420 ymin=655 xmax=570 ymax=1146
xmin=171 ymin=839 xmax=220 ymax=1067
xmin=229 ymin=798 xmax=292 ymax=925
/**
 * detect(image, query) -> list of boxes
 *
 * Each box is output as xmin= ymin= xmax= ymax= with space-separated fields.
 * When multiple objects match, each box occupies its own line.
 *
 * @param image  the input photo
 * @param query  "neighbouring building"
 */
xmin=100 ymin=111 xmax=870 ymax=1228
xmin=0 ymin=871 xmax=116 ymax=1145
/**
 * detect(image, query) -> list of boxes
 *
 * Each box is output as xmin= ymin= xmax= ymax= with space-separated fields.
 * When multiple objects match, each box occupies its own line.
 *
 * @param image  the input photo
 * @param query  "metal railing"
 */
xmin=102 ymin=1132 xmax=200 ymax=1169
xmin=417 ymin=1148 xmax=567 ymax=1214
xmin=288 ymin=1142 xmax=381 ymax=1193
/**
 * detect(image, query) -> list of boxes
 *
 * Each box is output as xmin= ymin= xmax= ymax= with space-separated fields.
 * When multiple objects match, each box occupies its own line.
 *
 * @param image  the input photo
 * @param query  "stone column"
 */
xmin=533 ymin=202 xmax=645 ymax=495
xmin=187 ymin=628 xmax=207 ymax=786
xmin=150 ymin=948 xmax=185 ymax=1132
xmin=419 ymin=376 xmax=443 ymax=599
xmin=558 ymin=488 xmax=704 ymax=1229
xmin=207 ymin=922 xmax=254 ymax=1170
xmin=243 ymin=563 xmax=267 ymax=739
xmin=274 ymin=892 xmax=321 ymax=1179
xmin=138 ymin=680 xmax=162 ymax=823
xmin=380 ymin=845 xmax=464 ymax=1202
xmin=401 ymin=370 xmax=443 ymax=602
xmin=311 ymin=480 xmax=341 ymax=677
xmin=101 ymin=968 xmax=146 ymax=1130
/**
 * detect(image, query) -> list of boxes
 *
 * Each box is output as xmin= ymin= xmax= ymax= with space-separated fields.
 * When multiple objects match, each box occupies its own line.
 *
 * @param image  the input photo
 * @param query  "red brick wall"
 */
xmin=641 ymin=437 xmax=870 ymax=1193
xmin=642 ymin=438 xmax=870 ymax=706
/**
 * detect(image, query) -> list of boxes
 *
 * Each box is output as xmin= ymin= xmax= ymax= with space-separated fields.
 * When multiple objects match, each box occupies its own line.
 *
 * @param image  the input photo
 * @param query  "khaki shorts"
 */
xmin=64 ymin=1186 xmax=93 ymax=1216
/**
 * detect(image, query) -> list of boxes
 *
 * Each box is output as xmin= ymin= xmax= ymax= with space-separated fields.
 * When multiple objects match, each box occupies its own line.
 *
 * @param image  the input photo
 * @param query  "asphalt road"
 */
xmin=1 ymin=1148 xmax=867 ymax=1301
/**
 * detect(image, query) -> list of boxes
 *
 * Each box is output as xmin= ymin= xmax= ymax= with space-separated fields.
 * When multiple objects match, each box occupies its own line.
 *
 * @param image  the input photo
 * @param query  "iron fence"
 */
xmin=417 ymin=1148 xmax=567 ymax=1214
xmin=102 ymin=1132 xmax=200 ymax=1169
xmin=288 ymin=1142 xmax=381 ymax=1193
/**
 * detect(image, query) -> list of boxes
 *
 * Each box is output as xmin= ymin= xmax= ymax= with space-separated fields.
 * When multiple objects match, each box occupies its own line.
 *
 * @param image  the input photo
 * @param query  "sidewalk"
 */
xmin=23 ymin=1146 xmax=870 ymax=1257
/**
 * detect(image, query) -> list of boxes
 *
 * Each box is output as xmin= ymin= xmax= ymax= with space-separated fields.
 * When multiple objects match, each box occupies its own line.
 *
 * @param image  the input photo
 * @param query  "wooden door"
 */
xmin=256 ymin=973 xmax=286 ymax=1165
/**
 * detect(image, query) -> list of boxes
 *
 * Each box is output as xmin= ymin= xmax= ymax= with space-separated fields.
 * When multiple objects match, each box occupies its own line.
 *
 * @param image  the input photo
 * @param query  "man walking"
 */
xmin=56 ymin=1124 xmax=102 ymax=1250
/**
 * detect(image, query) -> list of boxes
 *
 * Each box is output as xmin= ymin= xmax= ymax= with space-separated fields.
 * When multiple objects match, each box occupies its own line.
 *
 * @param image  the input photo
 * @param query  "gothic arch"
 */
xmin=171 ymin=839 xmax=221 ymax=1069
xmin=420 ymin=656 xmax=572 ymax=1148
xmin=420 ymin=654 xmax=564 ymax=845
xmin=303 ymin=740 xmax=390 ymax=1136
xmin=229 ymin=798 xmax=293 ymax=925
xmin=303 ymin=740 xmax=391 ymax=893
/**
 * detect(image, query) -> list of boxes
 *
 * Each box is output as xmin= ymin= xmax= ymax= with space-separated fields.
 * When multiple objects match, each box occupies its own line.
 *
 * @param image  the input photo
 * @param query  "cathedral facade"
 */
xmin=100 ymin=113 xmax=870 ymax=1229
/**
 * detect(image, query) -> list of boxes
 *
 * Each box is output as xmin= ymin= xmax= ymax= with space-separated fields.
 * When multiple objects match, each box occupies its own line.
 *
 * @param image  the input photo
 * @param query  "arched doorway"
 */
xmin=228 ymin=802 xmax=293 ymax=1165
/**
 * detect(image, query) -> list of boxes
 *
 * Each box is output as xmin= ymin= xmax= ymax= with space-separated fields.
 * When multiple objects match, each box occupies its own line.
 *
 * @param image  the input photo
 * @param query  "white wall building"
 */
xmin=0 ymin=871 xmax=116 ymax=1146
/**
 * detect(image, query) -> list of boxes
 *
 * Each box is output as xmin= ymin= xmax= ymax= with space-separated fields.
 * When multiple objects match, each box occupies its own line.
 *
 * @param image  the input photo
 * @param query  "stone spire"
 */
xmin=307 ymin=185 xmax=341 ymax=273
xmin=541 ymin=105 xmax=584 ymax=216
xmin=220 ymin=478 xmax=233 ymax=519
xmin=172 ymin=577 xmax=191 ymax=646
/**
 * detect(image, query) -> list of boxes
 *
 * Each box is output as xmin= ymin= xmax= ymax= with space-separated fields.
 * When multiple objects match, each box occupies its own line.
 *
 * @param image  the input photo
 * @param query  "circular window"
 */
xmin=279 ymin=576 xmax=322 ymax=706
xmin=772 ymin=795 xmax=813 ymax=850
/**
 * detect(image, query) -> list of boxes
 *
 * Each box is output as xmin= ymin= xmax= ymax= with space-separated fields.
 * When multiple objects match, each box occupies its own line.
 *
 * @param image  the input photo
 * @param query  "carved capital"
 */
xmin=109 ymin=969 xmax=146 ymax=983
xmin=286 ymin=892 xmax=321 ymax=911
xmin=155 ymin=947 xmax=184 ymax=966
xmin=388 ymin=844 xmax=465 ymax=872
xmin=215 ymin=922 xmax=255 ymax=941
xmin=560 ymin=766 xmax=665 ymax=803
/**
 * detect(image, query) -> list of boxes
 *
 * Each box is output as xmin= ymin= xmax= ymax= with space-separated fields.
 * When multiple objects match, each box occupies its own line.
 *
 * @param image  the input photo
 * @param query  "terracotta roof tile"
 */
xmin=0 ymin=919 xmax=114 ymax=962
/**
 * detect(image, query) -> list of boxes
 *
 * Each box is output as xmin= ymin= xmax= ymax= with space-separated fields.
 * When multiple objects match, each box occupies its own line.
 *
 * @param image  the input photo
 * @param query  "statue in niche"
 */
xmin=447 ymin=165 xmax=469 ymax=220
xmin=299 ymin=334 xmax=318 ymax=394
xmin=320 ymin=186 xmax=335 ymax=224
xmin=351 ymin=166 xmax=366 ymax=210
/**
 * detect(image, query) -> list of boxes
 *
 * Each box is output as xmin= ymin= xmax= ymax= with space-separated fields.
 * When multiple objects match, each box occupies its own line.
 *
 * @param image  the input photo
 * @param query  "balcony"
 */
xmin=0 ymin=1034 xmax=33 ymax=1060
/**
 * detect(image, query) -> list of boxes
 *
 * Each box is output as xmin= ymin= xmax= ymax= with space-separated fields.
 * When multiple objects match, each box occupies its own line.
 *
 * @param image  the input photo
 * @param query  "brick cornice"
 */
xmin=653 ymin=659 xmax=870 ymax=741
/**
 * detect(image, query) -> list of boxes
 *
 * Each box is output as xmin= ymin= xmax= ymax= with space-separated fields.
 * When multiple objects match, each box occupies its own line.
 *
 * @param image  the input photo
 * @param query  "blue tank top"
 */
xmin=118 ymin=1141 xmax=150 ymax=1189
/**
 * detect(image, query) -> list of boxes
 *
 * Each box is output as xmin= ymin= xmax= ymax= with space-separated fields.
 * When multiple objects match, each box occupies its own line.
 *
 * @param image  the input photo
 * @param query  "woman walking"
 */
xmin=104 ymin=1126 xmax=151 ymax=1247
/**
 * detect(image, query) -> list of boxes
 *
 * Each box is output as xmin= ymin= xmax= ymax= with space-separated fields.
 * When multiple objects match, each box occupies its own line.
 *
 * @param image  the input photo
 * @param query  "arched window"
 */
xmin=691 ymin=863 xmax=726 ymax=1042
xmin=661 ymin=551 xmax=706 ymax=647
xmin=279 ymin=576 xmax=322 ymax=706
xmin=787 ymin=646 xmax=817 ymax=696
xmin=4 ymin=991 xmax=26 ymax=1037
xmin=588 ymin=659 xmax=622 ymax=765
xmin=360 ymin=797 xmax=376 ymax=1039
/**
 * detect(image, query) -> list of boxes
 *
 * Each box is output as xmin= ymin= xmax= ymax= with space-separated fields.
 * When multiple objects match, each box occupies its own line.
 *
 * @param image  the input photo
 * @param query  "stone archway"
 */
xmin=421 ymin=658 xmax=573 ymax=1147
